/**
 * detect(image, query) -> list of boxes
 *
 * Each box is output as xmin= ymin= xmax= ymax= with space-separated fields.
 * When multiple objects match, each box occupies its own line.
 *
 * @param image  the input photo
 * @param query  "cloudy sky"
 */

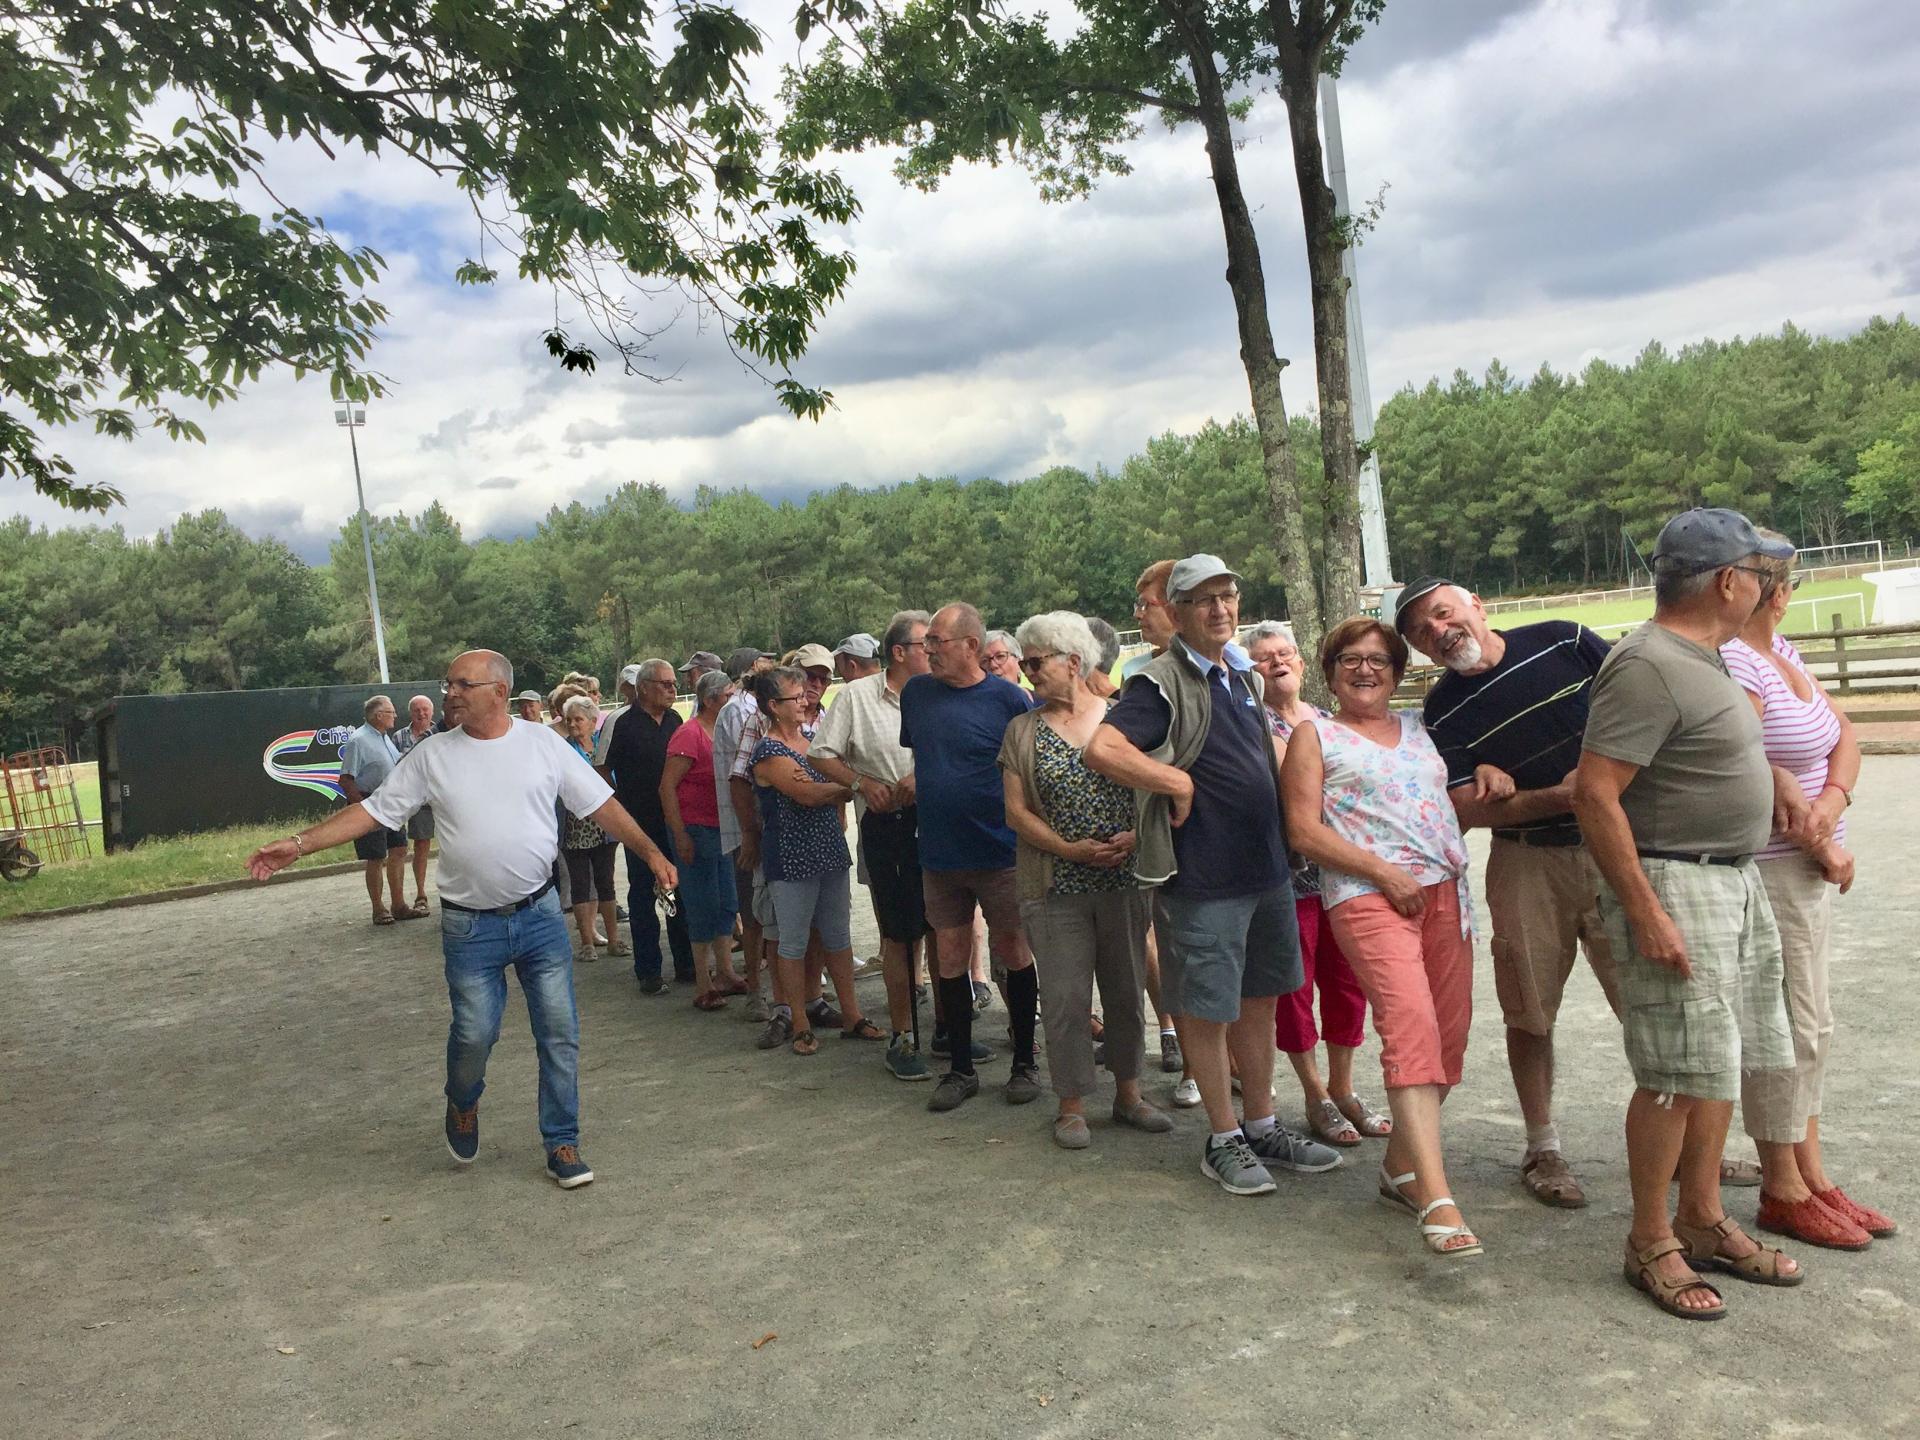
xmin=18 ymin=0 xmax=1920 ymax=559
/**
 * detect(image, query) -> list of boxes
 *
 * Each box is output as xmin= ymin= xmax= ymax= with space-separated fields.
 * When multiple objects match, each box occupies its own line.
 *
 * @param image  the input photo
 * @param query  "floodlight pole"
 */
xmin=336 ymin=404 xmax=390 ymax=683
xmin=1321 ymin=75 xmax=1394 ymax=590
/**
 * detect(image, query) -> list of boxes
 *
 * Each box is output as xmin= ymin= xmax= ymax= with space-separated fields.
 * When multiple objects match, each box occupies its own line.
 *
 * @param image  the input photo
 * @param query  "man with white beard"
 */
xmin=1397 ymin=579 xmax=1623 ymax=1210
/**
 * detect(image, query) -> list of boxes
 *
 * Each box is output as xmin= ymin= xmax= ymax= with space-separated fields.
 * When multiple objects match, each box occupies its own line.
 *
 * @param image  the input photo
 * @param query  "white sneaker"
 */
xmin=1171 ymin=1077 xmax=1201 ymax=1108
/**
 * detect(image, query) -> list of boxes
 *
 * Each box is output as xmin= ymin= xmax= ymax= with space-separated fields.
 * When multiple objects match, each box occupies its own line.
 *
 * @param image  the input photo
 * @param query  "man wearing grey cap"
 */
xmin=1089 ymin=554 xmax=1338 ymax=1196
xmin=1573 ymin=507 xmax=1804 ymax=1318
xmin=832 ymin=633 xmax=883 ymax=683
xmin=679 ymin=651 xmax=724 ymax=690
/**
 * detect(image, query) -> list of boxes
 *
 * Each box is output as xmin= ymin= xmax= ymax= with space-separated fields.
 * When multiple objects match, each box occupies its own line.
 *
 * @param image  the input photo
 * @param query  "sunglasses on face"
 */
xmin=1018 ymin=652 xmax=1060 ymax=677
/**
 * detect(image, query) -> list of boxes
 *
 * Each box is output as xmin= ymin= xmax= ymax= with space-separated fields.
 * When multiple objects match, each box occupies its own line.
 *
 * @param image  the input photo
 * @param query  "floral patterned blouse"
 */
xmin=1031 ymin=720 xmax=1137 ymax=894
xmin=1269 ymin=704 xmax=1328 ymax=900
xmin=1310 ymin=710 xmax=1471 ymax=931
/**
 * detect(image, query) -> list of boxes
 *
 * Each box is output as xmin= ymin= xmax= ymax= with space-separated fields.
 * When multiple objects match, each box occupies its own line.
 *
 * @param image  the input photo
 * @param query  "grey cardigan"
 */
xmin=1121 ymin=637 xmax=1275 ymax=887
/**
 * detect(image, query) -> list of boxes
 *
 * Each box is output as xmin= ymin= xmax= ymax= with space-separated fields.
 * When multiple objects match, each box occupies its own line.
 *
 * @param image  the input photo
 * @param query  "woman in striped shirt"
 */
xmin=1720 ymin=532 xmax=1892 ymax=1251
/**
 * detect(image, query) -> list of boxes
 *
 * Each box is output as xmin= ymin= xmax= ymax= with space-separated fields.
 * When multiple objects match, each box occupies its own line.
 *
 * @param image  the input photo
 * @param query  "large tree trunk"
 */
xmin=1172 ymin=4 xmax=1330 ymax=698
xmin=1275 ymin=44 xmax=1363 ymax=623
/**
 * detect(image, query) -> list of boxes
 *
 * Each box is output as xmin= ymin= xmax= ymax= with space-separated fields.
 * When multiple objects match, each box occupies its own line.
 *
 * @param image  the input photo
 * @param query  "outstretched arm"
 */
xmin=247 ymin=803 xmax=382 ymax=879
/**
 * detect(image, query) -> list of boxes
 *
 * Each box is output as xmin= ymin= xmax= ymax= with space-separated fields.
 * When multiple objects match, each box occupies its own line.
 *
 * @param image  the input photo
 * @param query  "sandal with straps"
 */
xmin=1624 ymin=1237 xmax=1727 ymax=1321
xmin=790 ymin=1029 xmax=820 ymax=1057
xmin=1673 ymin=1215 xmax=1803 ymax=1286
xmin=1378 ymin=1165 xmax=1419 ymax=1215
xmin=1379 ymin=1166 xmax=1481 ymax=1256
xmin=1308 ymin=1099 xmax=1363 ymax=1147
xmin=1334 ymin=1092 xmax=1392 ymax=1138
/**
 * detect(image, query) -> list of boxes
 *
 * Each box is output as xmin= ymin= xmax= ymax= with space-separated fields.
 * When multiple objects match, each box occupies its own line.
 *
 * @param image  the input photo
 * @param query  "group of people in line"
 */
xmin=254 ymin=505 xmax=1891 ymax=1320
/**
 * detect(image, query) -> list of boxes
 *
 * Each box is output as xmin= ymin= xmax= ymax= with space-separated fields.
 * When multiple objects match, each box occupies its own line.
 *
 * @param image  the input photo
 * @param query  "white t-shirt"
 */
xmin=362 ymin=719 xmax=614 ymax=909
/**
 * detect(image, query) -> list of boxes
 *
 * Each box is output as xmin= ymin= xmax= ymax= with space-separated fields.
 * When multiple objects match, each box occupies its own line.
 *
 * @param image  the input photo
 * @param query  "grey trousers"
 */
xmin=1022 ymin=889 xmax=1151 ymax=1100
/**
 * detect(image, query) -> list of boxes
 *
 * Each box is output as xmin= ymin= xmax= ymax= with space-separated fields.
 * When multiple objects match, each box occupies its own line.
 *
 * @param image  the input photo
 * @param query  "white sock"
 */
xmin=1244 ymin=1114 xmax=1278 ymax=1139
xmin=1210 ymin=1128 xmax=1245 ymax=1147
xmin=1525 ymin=1122 xmax=1561 ymax=1157
xmin=1160 ymin=1027 xmax=1178 ymax=1039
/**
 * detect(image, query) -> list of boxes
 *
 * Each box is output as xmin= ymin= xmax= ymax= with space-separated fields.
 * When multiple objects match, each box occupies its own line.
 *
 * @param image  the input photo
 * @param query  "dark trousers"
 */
xmin=626 ymin=828 xmax=693 ymax=981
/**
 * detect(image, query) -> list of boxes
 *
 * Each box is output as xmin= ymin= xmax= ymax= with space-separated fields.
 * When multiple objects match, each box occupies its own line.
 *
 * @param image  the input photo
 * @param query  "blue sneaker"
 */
xmin=930 ymin=1030 xmax=996 ymax=1063
xmin=545 ymin=1145 xmax=594 ymax=1189
xmin=886 ymin=1035 xmax=931 ymax=1082
xmin=445 ymin=1101 xmax=479 ymax=1164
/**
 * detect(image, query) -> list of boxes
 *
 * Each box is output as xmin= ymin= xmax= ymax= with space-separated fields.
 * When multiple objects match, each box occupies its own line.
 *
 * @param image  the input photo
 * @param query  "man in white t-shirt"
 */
xmin=247 ymin=649 xmax=679 ymax=1191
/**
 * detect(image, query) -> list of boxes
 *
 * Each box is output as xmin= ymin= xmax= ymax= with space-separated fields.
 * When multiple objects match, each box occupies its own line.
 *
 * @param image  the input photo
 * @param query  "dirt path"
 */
xmin=6 ymin=762 xmax=1918 ymax=1438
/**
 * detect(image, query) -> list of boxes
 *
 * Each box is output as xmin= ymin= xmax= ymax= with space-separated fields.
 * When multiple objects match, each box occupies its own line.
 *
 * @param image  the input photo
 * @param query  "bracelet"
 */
xmin=289 ymin=833 xmax=306 ymax=855
xmin=1821 ymin=782 xmax=1853 ymax=808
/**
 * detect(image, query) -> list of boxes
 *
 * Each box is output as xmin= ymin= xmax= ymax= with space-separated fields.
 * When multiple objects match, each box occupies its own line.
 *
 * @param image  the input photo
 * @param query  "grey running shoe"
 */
xmin=755 ymin=1013 xmax=793 ymax=1050
xmin=1248 ymin=1123 xmax=1343 ymax=1174
xmin=971 ymin=980 xmax=992 ymax=1014
xmin=1171 ymin=1077 xmax=1201 ymax=1108
xmin=1160 ymin=1031 xmax=1183 ymax=1073
xmin=1202 ymin=1134 xmax=1276 ymax=1196
xmin=744 ymin=993 xmax=771 ymax=1023
xmin=1005 ymin=1064 xmax=1042 ymax=1105
xmin=928 ymin=1071 xmax=980 ymax=1112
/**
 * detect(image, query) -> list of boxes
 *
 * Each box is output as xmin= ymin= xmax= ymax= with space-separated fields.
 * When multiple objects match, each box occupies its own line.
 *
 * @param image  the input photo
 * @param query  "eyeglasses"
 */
xmin=923 ymin=633 xmax=948 ymax=649
xmin=1335 ymin=653 xmax=1395 ymax=673
xmin=655 ymin=883 xmax=679 ymax=918
xmin=984 ymin=652 xmax=1016 ymax=667
xmin=1178 ymin=589 xmax=1240 ymax=612
xmin=770 ymin=692 xmax=806 ymax=705
xmin=1132 ymin=596 xmax=1167 ymax=617
xmin=898 ymin=639 xmax=926 ymax=649
xmin=440 ymin=678 xmax=501 ymax=694
xmin=1018 ymin=652 xmax=1061 ymax=677
xmin=1727 ymin=564 xmax=1774 ymax=583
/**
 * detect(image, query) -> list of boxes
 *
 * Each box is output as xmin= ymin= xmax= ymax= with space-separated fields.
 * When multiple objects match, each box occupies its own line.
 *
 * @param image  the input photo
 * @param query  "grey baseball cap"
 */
xmin=514 ymin=689 xmax=544 ymax=704
xmin=724 ymin=646 xmax=772 ymax=679
xmin=1167 ymin=553 xmax=1241 ymax=601
xmin=833 ymin=632 xmax=881 ymax=659
xmin=1651 ymin=508 xmax=1793 ymax=576
xmin=678 ymin=650 xmax=724 ymax=674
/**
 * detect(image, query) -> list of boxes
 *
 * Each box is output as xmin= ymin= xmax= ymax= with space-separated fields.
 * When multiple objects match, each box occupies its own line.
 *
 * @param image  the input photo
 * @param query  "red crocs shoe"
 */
xmin=1814 ymin=1187 xmax=1897 ymax=1239
xmin=1756 ymin=1192 xmax=1872 ymax=1251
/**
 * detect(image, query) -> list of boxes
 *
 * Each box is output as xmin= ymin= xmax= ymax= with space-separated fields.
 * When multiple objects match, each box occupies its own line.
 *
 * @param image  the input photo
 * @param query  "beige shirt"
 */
xmin=1582 ymin=621 xmax=1773 ymax=856
xmin=809 ymin=671 xmax=914 ymax=810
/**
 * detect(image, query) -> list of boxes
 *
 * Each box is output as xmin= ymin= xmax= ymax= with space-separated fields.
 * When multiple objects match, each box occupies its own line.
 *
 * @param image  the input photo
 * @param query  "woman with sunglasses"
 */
xmin=1279 ymin=616 xmax=1482 ymax=1258
xmin=749 ymin=667 xmax=881 ymax=1054
xmin=998 ymin=612 xmax=1173 ymax=1149
xmin=1719 ymin=533 xmax=1889 ymax=1249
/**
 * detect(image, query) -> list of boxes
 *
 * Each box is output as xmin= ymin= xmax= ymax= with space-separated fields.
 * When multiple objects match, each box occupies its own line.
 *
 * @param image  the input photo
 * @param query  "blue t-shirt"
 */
xmin=340 ymin=722 xmax=399 ymax=793
xmin=1103 ymin=649 xmax=1287 ymax=899
xmin=898 ymin=673 xmax=1032 ymax=872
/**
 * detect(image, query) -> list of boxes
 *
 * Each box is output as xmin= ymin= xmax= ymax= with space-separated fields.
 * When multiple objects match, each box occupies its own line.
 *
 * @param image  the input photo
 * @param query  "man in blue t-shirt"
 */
xmin=899 ymin=601 xmax=1039 ymax=1113
xmin=1089 ymin=556 xmax=1337 ymax=1197
xmin=1399 ymin=578 xmax=1621 ymax=1210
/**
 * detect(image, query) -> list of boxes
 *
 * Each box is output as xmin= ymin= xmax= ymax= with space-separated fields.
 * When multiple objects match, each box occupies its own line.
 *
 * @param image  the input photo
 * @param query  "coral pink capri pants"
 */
xmin=1325 ymin=883 xmax=1472 ymax=1090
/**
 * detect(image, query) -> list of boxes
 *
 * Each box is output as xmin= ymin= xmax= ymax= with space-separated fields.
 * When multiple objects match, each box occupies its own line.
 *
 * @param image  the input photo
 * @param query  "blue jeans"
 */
xmin=626 ymin=828 xmax=694 ymax=981
xmin=679 ymin=824 xmax=737 ymax=943
xmin=441 ymin=888 xmax=581 ymax=1150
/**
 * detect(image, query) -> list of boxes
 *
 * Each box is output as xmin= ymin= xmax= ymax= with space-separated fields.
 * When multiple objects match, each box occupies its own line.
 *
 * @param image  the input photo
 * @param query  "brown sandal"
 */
xmin=1673 ymin=1215 xmax=1803 ymax=1286
xmin=1522 ymin=1150 xmax=1589 ymax=1209
xmin=790 ymin=1029 xmax=819 ymax=1057
xmin=840 ymin=1017 xmax=885 ymax=1041
xmin=371 ymin=908 xmax=395 ymax=926
xmin=1623 ymin=1238 xmax=1727 ymax=1320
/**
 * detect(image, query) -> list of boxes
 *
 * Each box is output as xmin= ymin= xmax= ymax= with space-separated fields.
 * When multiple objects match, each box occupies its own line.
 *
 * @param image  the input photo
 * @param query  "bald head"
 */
xmin=927 ymin=602 xmax=986 ymax=686
xmin=444 ymin=649 xmax=513 ymax=734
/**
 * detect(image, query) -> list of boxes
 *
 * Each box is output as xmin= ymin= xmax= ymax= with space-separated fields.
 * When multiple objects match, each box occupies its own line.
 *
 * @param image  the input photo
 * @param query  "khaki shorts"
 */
xmin=1485 ymin=838 xmax=1620 ymax=1036
xmin=1600 ymin=858 xmax=1793 ymax=1102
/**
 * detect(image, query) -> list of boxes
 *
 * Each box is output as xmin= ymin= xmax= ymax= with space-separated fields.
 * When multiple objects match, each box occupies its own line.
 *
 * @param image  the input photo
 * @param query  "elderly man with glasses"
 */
xmin=1088 ymin=555 xmax=1339 ymax=1196
xmin=246 ymin=650 xmax=678 ymax=1191
xmin=595 ymin=658 xmax=697 ymax=993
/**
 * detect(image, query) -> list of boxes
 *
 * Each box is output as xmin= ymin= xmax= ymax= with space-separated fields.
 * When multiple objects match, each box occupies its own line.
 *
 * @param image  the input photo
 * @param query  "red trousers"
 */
xmin=1274 ymin=896 xmax=1368 ymax=1054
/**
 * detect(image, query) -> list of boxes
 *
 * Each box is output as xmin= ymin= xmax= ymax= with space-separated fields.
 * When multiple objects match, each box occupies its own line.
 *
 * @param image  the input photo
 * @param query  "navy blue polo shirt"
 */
xmin=898 ymin=672 xmax=1032 ymax=872
xmin=1103 ymin=648 xmax=1287 ymax=899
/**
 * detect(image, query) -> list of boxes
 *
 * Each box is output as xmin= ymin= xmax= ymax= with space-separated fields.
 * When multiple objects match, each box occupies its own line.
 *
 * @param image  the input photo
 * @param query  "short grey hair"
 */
xmin=883 ymin=609 xmax=931 ymax=662
xmin=1014 ymin=611 xmax=1100 ymax=675
xmin=694 ymin=669 xmax=732 ymax=708
xmin=1086 ymin=616 xmax=1120 ymax=673
xmin=363 ymin=694 xmax=394 ymax=720
xmin=638 ymin=657 xmax=674 ymax=686
xmin=1654 ymin=566 xmax=1726 ymax=608
xmin=983 ymin=629 xmax=1016 ymax=655
xmin=1243 ymin=620 xmax=1299 ymax=652
xmin=562 ymin=695 xmax=598 ymax=721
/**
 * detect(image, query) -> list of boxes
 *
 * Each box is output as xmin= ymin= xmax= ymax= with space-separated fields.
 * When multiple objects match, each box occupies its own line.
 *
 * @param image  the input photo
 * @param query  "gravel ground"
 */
xmin=6 ymin=760 xmax=1919 ymax=1439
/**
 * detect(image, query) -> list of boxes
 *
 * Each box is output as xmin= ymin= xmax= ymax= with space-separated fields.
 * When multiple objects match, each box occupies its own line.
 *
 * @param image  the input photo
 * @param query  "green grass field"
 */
xmin=0 ymin=821 xmax=302 ymax=921
xmin=1483 ymin=576 xmax=1871 ymax=638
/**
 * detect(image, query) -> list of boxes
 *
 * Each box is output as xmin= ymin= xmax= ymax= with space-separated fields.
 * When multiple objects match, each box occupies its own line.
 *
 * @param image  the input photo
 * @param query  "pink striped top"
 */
xmin=1720 ymin=634 xmax=1845 ymax=859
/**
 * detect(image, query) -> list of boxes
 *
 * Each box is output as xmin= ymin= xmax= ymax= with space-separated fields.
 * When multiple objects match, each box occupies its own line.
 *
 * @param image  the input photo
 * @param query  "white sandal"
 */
xmin=1379 ymin=1166 xmax=1483 ymax=1257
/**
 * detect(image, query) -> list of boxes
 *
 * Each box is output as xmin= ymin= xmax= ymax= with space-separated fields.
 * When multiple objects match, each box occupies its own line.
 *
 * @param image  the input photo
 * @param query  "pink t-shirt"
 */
xmin=666 ymin=719 xmax=721 ymax=827
xmin=1720 ymin=634 xmax=1845 ymax=860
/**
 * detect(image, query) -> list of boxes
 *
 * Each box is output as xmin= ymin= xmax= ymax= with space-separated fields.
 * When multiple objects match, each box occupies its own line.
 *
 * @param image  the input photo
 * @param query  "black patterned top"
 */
xmin=1031 ymin=721 xmax=1137 ymax=895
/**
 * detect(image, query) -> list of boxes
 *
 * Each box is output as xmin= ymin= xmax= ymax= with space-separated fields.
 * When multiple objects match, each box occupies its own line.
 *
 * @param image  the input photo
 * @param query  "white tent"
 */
xmin=1864 ymin=567 xmax=1920 ymax=625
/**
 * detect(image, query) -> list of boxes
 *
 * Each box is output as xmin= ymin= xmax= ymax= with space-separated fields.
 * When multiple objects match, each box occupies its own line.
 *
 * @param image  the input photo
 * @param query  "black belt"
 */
xmin=441 ymin=878 xmax=555 ymax=916
xmin=1493 ymin=828 xmax=1583 ymax=848
xmin=1637 ymin=849 xmax=1751 ymax=868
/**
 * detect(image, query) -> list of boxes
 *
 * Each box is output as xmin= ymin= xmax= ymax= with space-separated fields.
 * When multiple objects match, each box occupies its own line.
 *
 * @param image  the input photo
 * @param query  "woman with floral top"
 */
xmin=1246 ymin=622 xmax=1390 ymax=1149
xmin=1280 ymin=617 xmax=1488 ymax=1260
xmin=1000 ymin=612 xmax=1174 ymax=1151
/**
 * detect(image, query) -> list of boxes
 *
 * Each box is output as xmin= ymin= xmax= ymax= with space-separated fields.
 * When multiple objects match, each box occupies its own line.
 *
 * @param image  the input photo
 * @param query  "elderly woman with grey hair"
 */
xmin=662 ymin=668 xmax=743 ymax=1009
xmin=998 ymin=610 xmax=1173 ymax=1149
xmin=981 ymin=629 xmax=1022 ymax=687
xmin=561 ymin=693 xmax=625 ymax=960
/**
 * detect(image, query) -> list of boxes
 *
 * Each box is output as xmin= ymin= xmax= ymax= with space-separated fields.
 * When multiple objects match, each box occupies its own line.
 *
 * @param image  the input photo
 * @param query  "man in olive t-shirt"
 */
xmin=1573 ymin=507 xmax=1803 ymax=1318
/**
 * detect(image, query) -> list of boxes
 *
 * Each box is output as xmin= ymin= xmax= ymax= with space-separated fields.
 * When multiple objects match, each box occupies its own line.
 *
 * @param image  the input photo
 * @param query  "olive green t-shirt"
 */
xmin=1581 ymin=621 xmax=1772 ymax=856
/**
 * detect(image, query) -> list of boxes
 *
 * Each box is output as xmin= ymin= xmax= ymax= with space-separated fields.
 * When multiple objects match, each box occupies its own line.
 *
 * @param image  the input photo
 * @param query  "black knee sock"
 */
xmin=1006 ymin=965 xmax=1038 ymax=1070
xmin=938 ymin=974 xmax=975 ymax=1075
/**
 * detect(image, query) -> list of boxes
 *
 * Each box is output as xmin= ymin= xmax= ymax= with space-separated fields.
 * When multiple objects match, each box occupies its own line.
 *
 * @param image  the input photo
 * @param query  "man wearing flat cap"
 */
xmin=1396 ymin=576 xmax=1619 ymax=1210
xmin=1572 ymin=508 xmax=1805 ymax=1318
